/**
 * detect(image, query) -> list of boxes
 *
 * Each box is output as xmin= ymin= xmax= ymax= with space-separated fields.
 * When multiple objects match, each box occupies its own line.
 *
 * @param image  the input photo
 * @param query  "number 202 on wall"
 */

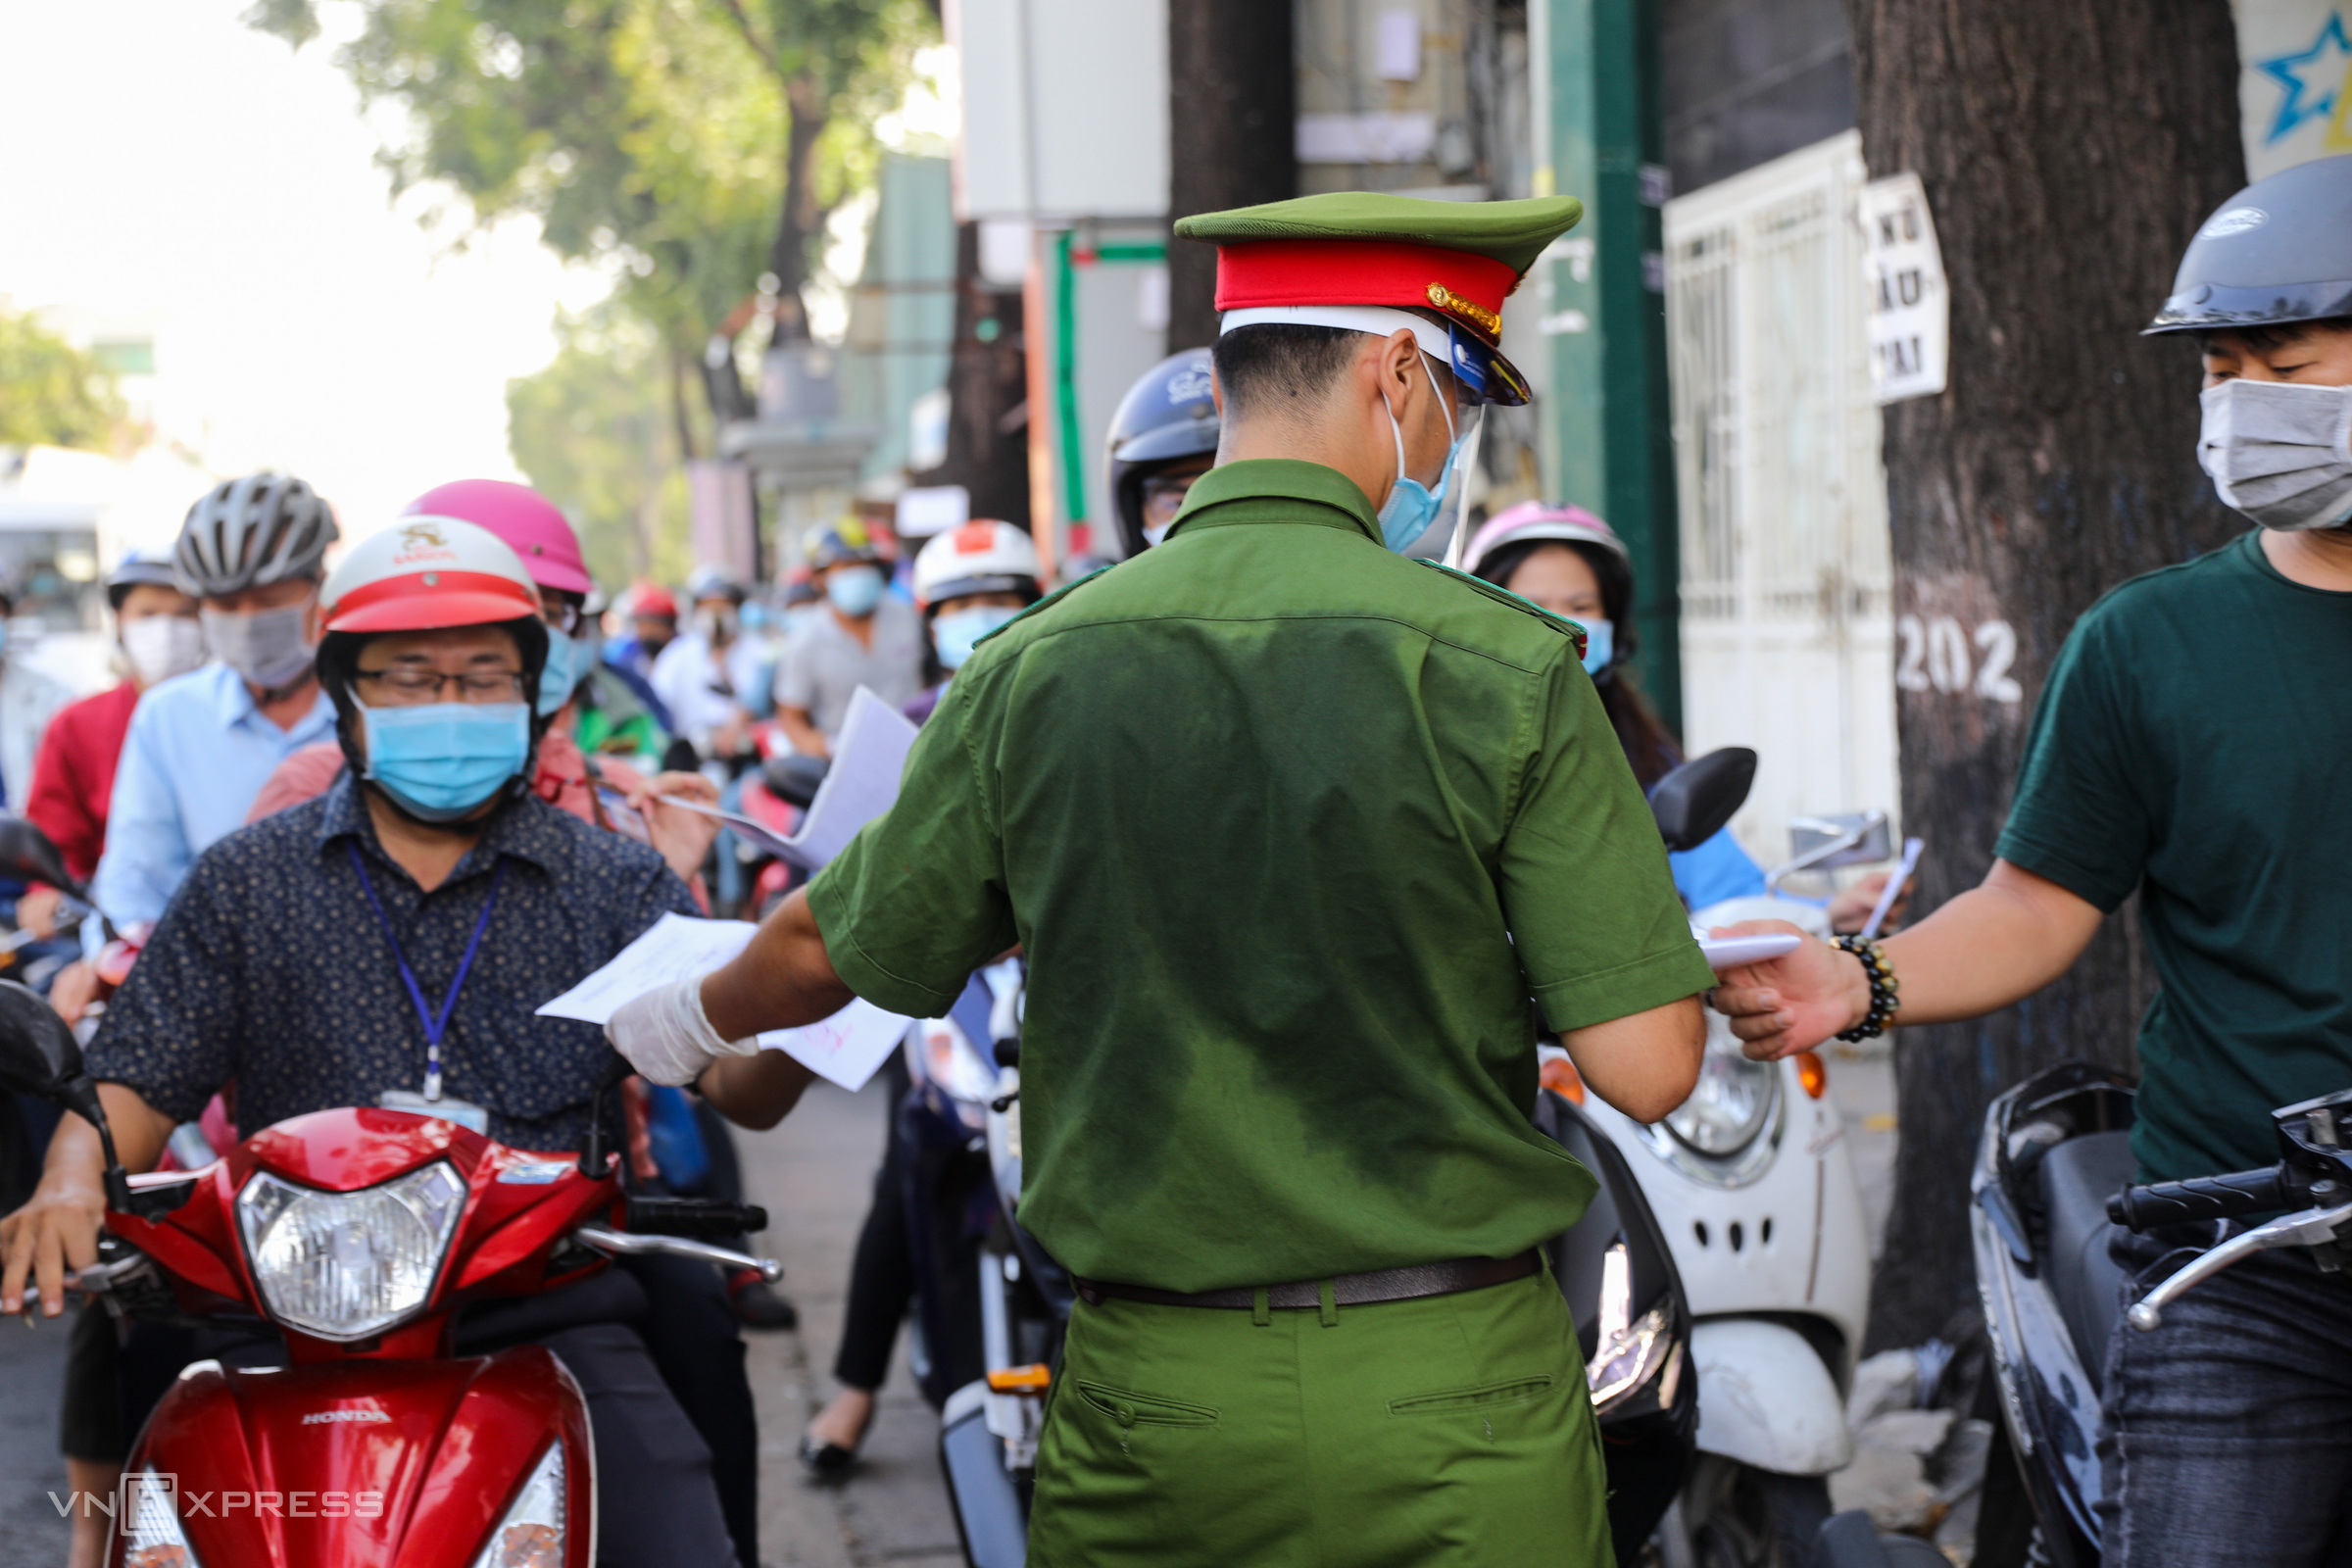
xmin=1895 ymin=615 xmax=2024 ymax=704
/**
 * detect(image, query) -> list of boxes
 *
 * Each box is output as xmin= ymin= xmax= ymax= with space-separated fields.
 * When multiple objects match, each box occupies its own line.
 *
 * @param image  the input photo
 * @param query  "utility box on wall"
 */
xmin=945 ymin=0 xmax=1171 ymax=569
xmin=949 ymin=0 xmax=1169 ymax=220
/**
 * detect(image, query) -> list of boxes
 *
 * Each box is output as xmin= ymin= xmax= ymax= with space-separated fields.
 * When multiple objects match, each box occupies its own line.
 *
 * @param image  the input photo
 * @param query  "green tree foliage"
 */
xmin=0 ymin=306 xmax=125 ymax=452
xmin=506 ymin=310 xmax=695 ymax=589
xmin=244 ymin=0 xmax=932 ymax=365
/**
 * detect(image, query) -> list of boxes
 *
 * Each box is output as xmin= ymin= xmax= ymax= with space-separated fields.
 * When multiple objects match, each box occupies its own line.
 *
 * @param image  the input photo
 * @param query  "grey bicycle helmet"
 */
xmin=2148 ymin=154 xmax=2352 ymax=335
xmin=172 ymin=472 xmax=339 ymax=598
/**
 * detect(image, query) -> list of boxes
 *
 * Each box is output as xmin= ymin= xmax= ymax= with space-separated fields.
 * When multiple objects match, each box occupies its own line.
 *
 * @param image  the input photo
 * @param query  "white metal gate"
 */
xmin=1663 ymin=129 xmax=1898 ymax=863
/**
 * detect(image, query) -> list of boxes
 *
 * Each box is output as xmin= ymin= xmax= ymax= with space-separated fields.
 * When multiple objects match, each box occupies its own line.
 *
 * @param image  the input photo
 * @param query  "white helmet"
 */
xmin=912 ymin=521 xmax=1043 ymax=612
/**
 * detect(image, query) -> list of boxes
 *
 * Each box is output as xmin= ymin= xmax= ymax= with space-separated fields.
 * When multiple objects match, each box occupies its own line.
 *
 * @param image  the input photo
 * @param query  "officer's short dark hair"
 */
xmin=1211 ymin=324 xmax=1362 ymax=419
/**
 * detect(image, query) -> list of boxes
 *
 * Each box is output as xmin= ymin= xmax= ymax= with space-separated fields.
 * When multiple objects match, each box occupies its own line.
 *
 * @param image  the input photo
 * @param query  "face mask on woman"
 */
xmin=1578 ymin=619 xmax=1614 ymax=676
xmin=933 ymin=605 xmax=1022 ymax=671
xmin=122 ymin=614 xmax=208 ymax=687
xmin=203 ymin=598 xmax=318 ymax=692
xmin=360 ymin=702 xmax=532 ymax=823
xmin=535 ymin=630 xmax=581 ymax=717
xmin=827 ymin=566 xmax=885 ymax=617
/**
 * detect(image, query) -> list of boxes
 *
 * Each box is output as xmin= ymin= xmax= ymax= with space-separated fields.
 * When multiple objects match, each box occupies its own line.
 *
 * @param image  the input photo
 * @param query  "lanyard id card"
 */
xmin=376 ymin=1089 xmax=491 ymax=1135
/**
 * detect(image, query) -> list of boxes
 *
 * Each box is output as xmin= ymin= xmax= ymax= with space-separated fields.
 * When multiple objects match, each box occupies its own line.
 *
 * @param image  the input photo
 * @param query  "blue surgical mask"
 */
xmin=1579 ymin=618 xmax=1614 ymax=675
xmin=933 ymin=605 xmax=1020 ymax=670
xmin=535 ymin=632 xmax=578 ymax=717
xmin=827 ymin=566 xmax=885 ymax=616
xmin=360 ymin=702 xmax=532 ymax=823
xmin=1374 ymin=358 xmax=1462 ymax=553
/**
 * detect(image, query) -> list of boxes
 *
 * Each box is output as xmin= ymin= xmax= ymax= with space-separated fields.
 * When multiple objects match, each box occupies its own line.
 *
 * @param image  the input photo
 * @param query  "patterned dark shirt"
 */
xmin=86 ymin=773 xmax=697 ymax=1152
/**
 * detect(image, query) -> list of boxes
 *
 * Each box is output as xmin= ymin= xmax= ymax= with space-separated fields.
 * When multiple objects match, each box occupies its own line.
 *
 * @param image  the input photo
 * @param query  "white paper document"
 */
xmin=536 ymin=911 xmax=907 ymax=1091
xmin=755 ymin=1001 xmax=910 ymax=1093
xmin=536 ymin=912 xmax=758 ymax=1025
xmin=766 ymin=686 xmax=919 ymax=871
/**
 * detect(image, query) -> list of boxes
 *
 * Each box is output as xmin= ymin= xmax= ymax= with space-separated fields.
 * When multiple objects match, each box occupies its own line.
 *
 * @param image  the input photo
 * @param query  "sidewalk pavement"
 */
xmin=739 ymin=1075 xmax=965 ymax=1568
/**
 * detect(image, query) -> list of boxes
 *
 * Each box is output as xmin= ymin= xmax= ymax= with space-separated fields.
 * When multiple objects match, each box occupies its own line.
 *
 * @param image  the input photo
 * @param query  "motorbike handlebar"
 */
xmin=623 ymin=1196 xmax=769 ymax=1239
xmin=574 ymin=1224 xmax=781 ymax=1282
xmin=2108 ymin=1165 xmax=2287 ymax=1231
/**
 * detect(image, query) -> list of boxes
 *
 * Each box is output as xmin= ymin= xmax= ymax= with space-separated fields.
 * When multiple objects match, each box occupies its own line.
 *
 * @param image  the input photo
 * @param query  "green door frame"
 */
xmin=1533 ymin=0 xmax=1683 ymax=734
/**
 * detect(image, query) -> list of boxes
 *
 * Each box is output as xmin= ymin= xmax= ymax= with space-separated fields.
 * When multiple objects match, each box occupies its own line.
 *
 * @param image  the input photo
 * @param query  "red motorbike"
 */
xmin=0 ymin=980 xmax=777 ymax=1568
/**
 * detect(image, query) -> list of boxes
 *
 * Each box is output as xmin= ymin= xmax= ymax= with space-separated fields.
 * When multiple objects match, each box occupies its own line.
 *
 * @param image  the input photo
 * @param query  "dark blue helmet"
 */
xmin=1104 ymin=349 xmax=1218 ymax=557
xmin=2150 ymin=154 xmax=2352 ymax=335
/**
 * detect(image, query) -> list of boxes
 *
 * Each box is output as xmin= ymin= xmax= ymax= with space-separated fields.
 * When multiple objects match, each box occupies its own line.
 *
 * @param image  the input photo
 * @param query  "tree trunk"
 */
xmin=765 ymin=75 xmax=831 ymax=348
xmin=1165 ymin=0 xmax=1297 ymax=351
xmin=1845 ymin=0 xmax=2247 ymax=1351
xmin=912 ymin=221 xmax=1033 ymax=526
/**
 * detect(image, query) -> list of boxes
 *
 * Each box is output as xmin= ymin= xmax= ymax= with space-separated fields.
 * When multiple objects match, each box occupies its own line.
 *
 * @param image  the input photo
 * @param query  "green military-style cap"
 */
xmin=1176 ymin=191 xmax=1584 ymax=406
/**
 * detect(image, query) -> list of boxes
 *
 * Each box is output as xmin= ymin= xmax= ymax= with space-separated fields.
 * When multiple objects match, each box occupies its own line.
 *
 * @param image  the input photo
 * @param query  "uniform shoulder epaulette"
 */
xmin=964 ymin=564 xmax=1114 ymax=660
xmin=1411 ymin=558 xmax=1589 ymax=660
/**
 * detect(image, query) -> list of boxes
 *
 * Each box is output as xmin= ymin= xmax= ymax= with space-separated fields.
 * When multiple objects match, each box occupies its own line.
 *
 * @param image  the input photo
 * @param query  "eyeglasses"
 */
xmin=539 ymin=596 xmax=583 ymax=634
xmin=354 ymin=667 xmax=528 ymax=705
xmin=1141 ymin=473 xmax=1199 ymax=525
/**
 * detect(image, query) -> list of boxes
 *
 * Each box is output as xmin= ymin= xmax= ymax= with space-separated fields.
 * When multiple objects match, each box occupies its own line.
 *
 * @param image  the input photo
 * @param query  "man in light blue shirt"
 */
xmin=90 ymin=662 xmax=336 ymax=927
xmin=61 ymin=476 xmax=340 ymax=1011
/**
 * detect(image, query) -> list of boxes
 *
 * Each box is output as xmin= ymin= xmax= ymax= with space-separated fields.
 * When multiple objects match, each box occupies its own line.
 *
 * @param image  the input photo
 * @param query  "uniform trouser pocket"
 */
xmin=1029 ymin=1277 xmax=1611 ymax=1568
xmin=1074 ymin=1380 xmax=1220 ymax=1428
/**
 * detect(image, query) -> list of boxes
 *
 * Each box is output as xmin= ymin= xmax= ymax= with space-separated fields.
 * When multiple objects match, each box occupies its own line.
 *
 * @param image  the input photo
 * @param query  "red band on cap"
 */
xmin=1213 ymin=241 xmax=1517 ymax=343
xmin=325 ymin=569 xmax=540 ymax=634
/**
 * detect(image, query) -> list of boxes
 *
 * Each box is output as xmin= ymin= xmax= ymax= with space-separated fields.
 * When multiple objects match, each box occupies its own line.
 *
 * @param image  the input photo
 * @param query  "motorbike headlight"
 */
xmin=236 ymin=1162 xmax=466 ymax=1342
xmin=915 ymin=1016 xmax=1000 ymax=1128
xmin=1664 ymin=1048 xmax=1779 ymax=1156
xmin=122 ymin=1469 xmax=199 ymax=1568
xmin=470 ymin=1442 xmax=566 ymax=1568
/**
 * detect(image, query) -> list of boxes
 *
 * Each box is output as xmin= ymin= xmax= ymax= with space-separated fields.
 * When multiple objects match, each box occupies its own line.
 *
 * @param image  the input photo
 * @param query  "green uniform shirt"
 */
xmin=1995 ymin=530 xmax=2352 ymax=1186
xmin=808 ymin=459 xmax=1713 ymax=1292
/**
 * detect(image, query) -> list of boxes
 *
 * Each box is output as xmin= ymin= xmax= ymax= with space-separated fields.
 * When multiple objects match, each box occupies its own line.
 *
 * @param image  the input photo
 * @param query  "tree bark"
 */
xmin=765 ymin=76 xmax=830 ymax=347
xmin=1845 ymin=0 xmax=2247 ymax=1350
xmin=1165 ymin=0 xmax=1297 ymax=351
xmin=910 ymin=221 xmax=1033 ymax=527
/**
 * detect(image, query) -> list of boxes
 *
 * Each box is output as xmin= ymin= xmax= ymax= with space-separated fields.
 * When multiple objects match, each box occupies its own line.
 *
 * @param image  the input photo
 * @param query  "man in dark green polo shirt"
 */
xmin=609 ymin=192 xmax=1713 ymax=1565
xmin=1711 ymin=158 xmax=2352 ymax=1564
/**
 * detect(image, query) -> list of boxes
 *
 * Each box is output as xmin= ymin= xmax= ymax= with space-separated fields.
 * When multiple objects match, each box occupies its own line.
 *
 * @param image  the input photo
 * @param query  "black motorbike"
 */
xmin=1970 ymin=1063 xmax=2352 ymax=1566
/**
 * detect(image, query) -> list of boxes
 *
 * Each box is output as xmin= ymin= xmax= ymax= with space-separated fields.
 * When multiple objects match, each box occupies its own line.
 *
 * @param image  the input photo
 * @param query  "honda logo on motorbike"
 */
xmin=301 ymin=1408 xmax=393 ymax=1425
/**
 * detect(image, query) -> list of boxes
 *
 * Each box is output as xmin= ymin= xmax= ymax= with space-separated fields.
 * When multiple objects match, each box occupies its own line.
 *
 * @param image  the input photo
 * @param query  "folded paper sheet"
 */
xmin=536 ymin=912 xmax=907 ymax=1090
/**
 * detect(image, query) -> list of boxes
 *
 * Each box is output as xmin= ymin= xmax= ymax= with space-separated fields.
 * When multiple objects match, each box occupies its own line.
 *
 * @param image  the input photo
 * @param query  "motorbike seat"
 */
xmin=2035 ymin=1130 xmax=2135 ymax=1391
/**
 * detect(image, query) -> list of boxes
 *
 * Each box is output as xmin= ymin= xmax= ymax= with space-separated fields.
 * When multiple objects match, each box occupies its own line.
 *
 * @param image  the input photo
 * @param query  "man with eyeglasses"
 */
xmin=609 ymin=193 xmax=1710 ymax=1567
xmin=3 ymin=517 xmax=808 ymax=1568
xmin=1104 ymin=348 xmax=1221 ymax=558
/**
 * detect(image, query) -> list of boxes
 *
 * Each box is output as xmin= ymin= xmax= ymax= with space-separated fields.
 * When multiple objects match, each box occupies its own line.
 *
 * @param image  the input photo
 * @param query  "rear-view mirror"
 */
xmin=761 ymin=754 xmax=831 ymax=811
xmin=0 ymin=979 xmax=85 ymax=1102
xmin=0 ymin=816 xmax=83 ymax=901
xmin=1649 ymin=748 xmax=1757 ymax=854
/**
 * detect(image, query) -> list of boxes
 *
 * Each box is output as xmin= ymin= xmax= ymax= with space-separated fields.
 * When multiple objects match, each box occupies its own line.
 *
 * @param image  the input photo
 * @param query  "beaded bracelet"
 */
xmin=1832 ymin=934 xmax=1900 ymax=1042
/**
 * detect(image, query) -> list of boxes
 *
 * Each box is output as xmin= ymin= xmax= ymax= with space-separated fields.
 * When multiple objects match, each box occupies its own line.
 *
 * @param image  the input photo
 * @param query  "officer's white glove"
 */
xmin=605 ymin=975 xmax=760 ymax=1087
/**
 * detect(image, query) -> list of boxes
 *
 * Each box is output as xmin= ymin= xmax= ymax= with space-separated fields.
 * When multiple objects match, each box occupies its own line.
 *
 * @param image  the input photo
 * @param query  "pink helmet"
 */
xmin=403 ymin=479 xmax=593 ymax=596
xmin=1461 ymin=501 xmax=1629 ymax=579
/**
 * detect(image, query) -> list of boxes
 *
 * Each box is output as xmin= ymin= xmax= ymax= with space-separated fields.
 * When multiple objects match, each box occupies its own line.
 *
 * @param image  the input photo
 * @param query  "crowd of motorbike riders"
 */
xmin=3 ymin=154 xmax=2352 ymax=1568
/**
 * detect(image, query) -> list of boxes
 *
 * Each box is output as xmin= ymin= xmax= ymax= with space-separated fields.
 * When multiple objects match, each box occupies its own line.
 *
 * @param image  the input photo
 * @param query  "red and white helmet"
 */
xmin=321 ymin=516 xmax=543 ymax=634
xmin=911 ymin=521 xmax=1043 ymax=612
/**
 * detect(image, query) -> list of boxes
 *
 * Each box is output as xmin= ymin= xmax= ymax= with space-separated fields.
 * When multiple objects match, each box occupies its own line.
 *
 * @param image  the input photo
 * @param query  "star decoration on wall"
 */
xmin=2258 ymin=13 xmax=2352 ymax=145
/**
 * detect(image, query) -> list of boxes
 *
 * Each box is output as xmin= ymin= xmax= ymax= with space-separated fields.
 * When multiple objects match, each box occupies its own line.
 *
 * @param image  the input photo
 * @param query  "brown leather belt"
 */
xmin=1073 ymin=1250 xmax=1540 ymax=1311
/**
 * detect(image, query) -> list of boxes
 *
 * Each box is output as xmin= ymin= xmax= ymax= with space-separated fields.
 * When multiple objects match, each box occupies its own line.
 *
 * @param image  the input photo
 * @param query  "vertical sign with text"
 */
xmin=1859 ymin=172 xmax=1949 ymax=406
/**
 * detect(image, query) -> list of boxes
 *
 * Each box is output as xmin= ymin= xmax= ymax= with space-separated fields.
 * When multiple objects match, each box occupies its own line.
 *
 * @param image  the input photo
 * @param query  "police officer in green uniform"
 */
xmin=607 ymin=191 xmax=1716 ymax=1567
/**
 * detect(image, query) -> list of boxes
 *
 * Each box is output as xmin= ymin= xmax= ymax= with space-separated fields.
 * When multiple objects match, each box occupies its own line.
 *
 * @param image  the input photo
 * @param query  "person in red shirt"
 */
xmin=16 ymin=554 xmax=204 ymax=938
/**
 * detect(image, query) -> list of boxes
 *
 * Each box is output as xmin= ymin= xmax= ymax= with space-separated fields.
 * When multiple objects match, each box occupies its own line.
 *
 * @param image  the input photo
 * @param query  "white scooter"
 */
xmin=1569 ymin=792 xmax=1892 ymax=1565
